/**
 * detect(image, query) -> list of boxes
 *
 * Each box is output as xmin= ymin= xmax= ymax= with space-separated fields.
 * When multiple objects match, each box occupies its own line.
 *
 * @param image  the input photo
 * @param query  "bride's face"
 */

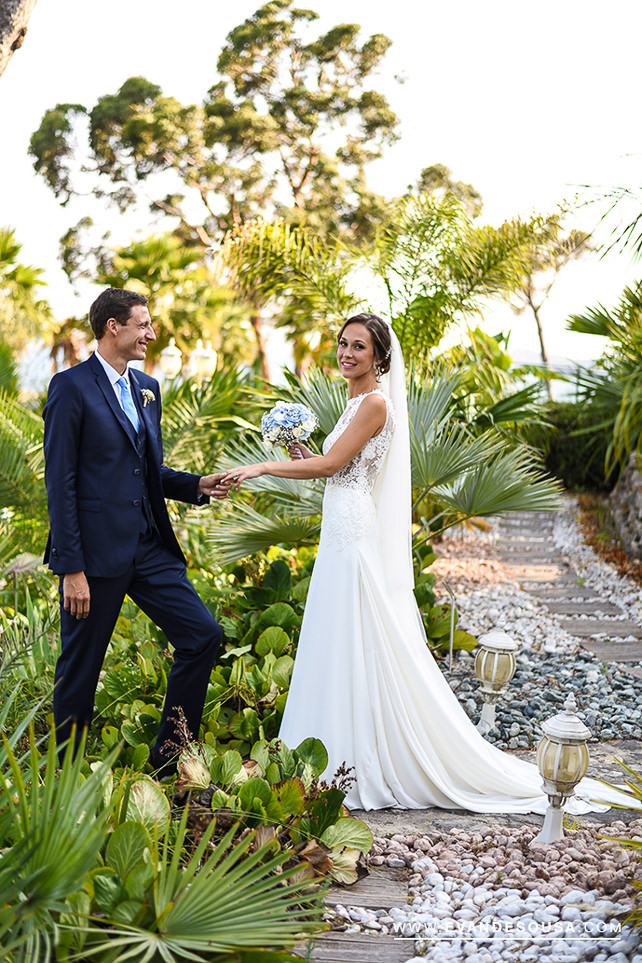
xmin=337 ymin=323 xmax=375 ymax=380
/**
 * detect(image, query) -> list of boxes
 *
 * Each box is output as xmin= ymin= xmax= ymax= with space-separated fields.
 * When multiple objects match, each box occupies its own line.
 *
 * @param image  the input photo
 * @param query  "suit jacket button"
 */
xmin=52 ymin=548 xmax=58 ymax=558
xmin=133 ymin=499 xmax=141 ymax=506
xmin=133 ymin=468 xmax=141 ymax=475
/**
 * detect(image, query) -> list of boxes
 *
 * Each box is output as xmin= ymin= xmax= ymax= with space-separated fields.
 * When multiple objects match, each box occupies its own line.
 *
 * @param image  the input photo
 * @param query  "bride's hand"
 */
xmin=287 ymin=443 xmax=313 ymax=460
xmin=223 ymin=464 xmax=265 ymax=489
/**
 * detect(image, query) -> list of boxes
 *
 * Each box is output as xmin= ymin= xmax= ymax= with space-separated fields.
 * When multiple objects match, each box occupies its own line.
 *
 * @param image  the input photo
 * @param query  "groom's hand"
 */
xmin=199 ymin=472 xmax=234 ymax=500
xmin=63 ymin=571 xmax=91 ymax=620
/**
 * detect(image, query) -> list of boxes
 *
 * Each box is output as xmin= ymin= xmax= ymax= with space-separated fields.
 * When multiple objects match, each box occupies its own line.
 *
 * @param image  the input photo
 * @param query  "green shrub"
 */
xmin=529 ymin=401 xmax=614 ymax=492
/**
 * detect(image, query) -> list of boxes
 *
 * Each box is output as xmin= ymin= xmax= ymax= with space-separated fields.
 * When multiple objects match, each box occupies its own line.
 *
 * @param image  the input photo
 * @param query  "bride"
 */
xmin=224 ymin=313 xmax=627 ymax=814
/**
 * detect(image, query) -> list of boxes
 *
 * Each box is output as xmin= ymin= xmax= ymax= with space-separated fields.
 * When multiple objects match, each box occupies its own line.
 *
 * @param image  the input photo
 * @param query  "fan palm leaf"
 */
xmin=72 ymin=808 xmax=325 ymax=962
xmin=281 ymin=369 xmax=348 ymax=438
xmin=0 ymin=731 xmax=118 ymax=961
xmin=411 ymin=422 xmax=505 ymax=495
xmin=0 ymin=389 xmax=45 ymax=513
xmin=432 ymin=448 xmax=563 ymax=523
xmin=568 ymin=283 xmax=642 ymax=471
xmin=209 ymin=362 xmax=560 ymax=563
xmin=159 ymin=368 xmax=254 ymax=471
xmin=211 ymin=501 xmax=321 ymax=566
xmin=217 ymin=434 xmax=324 ymax=515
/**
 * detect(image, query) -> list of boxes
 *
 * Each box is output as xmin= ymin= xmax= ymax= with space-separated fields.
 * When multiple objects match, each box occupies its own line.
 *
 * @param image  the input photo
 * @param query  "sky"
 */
xmin=1 ymin=0 xmax=641 ymax=364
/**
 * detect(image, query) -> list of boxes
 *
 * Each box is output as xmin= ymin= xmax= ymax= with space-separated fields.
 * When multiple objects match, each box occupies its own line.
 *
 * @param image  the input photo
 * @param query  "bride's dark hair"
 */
xmin=338 ymin=313 xmax=392 ymax=376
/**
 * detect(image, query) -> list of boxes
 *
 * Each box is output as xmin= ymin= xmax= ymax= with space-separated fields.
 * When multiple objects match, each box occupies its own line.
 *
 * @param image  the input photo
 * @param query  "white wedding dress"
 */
xmin=279 ymin=330 xmax=635 ymax=815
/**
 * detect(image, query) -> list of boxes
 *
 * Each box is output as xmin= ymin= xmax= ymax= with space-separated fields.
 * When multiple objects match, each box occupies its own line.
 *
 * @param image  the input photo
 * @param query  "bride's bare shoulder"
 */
xmin=353 ymin=391 xmax=388 ymax=431
xmin=359 ymin=391 xmax=387 ymax=413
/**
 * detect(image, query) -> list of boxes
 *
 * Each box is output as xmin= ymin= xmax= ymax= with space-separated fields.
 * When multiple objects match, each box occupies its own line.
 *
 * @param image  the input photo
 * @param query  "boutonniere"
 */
xmin=141 ymin=388 xmax=156 ymax=408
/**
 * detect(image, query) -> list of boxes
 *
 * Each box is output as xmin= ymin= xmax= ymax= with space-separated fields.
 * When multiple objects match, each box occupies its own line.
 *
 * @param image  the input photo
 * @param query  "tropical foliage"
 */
xmin=2 ymin=6 xmax=596 ymax=947
xmin=0 ymin=600 xmax=364 ymax=963
xmin=568 ymin=281 xmax=642 ymax=474
xmin=210 ymin=364 xmax=561 ymax=565
xmin=370 ymin=194 xmax=553 ymax=368
xmin=0 ymin=227 xmax=51 ymax=350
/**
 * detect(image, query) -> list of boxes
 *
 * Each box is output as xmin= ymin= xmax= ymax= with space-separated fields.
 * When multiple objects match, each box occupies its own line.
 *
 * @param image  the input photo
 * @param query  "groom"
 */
xmin=43 ymin=287 xmax=229 ymax=773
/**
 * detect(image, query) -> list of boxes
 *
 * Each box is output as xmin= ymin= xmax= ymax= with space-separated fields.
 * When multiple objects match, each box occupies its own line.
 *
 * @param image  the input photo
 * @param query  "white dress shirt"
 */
xmin=95 ymin=349 xmax=133 ymax=414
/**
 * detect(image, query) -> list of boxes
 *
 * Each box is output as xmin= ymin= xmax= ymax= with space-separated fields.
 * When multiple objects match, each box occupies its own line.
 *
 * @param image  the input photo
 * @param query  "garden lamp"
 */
xmin=158 ymin=337 xmax=183 ymax=380
xmin=474 ymin=630 xmax=518 ymax=735
xmin=533 ymin=691 xmax=591 ymax=844
xmin=192 ymin=339 xmax=217 ymax=381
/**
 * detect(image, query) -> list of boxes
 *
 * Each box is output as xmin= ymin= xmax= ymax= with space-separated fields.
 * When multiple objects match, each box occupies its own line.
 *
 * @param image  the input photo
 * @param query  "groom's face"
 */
xmin=114 ymin=305 xmax=156 ymax=363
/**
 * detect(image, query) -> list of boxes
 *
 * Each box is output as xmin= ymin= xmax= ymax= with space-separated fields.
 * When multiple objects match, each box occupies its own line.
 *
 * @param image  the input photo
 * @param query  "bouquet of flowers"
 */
xmin=261 ymin=401 xmax=318 ymax=451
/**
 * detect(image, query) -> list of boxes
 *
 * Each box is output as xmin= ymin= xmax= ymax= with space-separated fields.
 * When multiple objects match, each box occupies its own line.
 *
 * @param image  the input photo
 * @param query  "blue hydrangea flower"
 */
xmin=261 ymin=402 xmax=318 ymax=450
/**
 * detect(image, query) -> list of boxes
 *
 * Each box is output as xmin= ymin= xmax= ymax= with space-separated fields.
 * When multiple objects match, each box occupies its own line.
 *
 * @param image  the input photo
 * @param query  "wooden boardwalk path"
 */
xmin=295 ymin=508 xmax=642 ymax=961
xmin=296 ymin=871 xmax=415 ymax=962
xmin=497 ymin=510 xmax=642 ymax=678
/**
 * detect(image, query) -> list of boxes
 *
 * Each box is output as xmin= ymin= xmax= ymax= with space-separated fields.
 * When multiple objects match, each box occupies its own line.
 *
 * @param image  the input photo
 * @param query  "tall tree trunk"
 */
xmin=0 ymin=0 xmax=39 ymax=78
xmin=250 ymin=312 xmax=271 ymax=382
xmin=528 ymin=295 xmax=554 ymax=401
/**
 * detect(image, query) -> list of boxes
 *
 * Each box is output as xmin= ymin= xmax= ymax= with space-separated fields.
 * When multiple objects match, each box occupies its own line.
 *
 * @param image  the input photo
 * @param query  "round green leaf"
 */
xmin=126 ymin=778 xmax=170 ymax=832
xmin=321 ymin=817 xmax=373 ymax=853
xmin=131 ymin=743 xmax=150 ymax=770
xmin=105 ymin=821 xmax=152 ymax=881
xmin=294 ymin=737 xmax=328 ymax=775
xmin=272 ymin=654 xmax=294 ymax=688
xmin=256 ymin=626 xmax=290 ymax=657
xmin=237 ymin=776 xmax=274 ymax=809
xmin=273 ymin=777 xmax=306 ymax=818
xmin=257 ymin=602 xmax=299 ymax=632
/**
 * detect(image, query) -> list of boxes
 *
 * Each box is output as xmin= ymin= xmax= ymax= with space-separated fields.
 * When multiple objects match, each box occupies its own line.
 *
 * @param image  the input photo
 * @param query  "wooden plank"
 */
xmin=579 ymin=639 xmax=642 ymax=661
xmin=503 ymin=565 xmax=567 ymax=579
xmin=558 ymin=618 xmax=642 ymax=638
xmin=324 ymin=871 xmax=408 ymax=910
xmin=296 ymin=932 xmax=416 ymax=962
xmin=522 ymin=585 xmax=601 ymax=599
xmin=544 ymin=600 xmax=623 ymax=615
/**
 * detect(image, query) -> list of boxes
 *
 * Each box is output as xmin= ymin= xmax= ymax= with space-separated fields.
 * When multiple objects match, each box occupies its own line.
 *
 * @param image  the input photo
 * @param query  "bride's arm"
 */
xmin=225 ymin=394 xmax=387 ymax=487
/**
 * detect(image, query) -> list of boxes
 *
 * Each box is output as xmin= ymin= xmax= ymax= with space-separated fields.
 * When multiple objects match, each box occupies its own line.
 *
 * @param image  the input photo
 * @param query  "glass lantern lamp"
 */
xmin=192 ymin=339 xmax=217 ymax=382
xmin=158 ymin=337 xmax=183 ymax=380
xmin=533 ymin=691 xmax=591 ymax=844
xmin=474 ymin=630 xmax=518 ymax=735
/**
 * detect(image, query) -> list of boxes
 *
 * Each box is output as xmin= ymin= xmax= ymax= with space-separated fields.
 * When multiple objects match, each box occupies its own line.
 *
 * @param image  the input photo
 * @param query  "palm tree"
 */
xmin=220 ymin=218 xmax=360 ymax=378
xmin=568 ymin=281 xmax=642 ymax=473
xmin=369 ymin=194 xmax=551 ymax=369
xmin=98 ymin=233 xmax=253 ymax=371
xmin=0 ymin=227 xmax=51 ymax=351
xmin=209 ymin=367 xmax=561 ymax=565
xmin=0 ymin=389 xmax=48 ymax=560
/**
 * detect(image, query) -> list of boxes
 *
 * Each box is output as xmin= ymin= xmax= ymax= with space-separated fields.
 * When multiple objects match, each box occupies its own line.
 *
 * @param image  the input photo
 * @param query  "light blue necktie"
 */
xmin=117 ymin=376 xmax=140 ymax=432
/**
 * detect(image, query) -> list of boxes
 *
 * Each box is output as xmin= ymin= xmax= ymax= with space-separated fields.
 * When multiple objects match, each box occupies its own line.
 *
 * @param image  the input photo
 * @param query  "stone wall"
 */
xmin=609 ymin=452 xmax=642 ymax=560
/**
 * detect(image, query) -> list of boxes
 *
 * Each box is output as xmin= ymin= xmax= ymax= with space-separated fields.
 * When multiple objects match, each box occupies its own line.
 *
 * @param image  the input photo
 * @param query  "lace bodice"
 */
xmin=324 ymin=390 xmax=395 ymax=494
xmin=321 ymin=390 xmax=395 ymax=550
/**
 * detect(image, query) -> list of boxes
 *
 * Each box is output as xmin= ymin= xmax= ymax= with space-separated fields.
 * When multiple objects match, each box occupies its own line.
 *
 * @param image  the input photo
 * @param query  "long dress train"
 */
xmin=278 ymin=389 xmax=632 ymax=814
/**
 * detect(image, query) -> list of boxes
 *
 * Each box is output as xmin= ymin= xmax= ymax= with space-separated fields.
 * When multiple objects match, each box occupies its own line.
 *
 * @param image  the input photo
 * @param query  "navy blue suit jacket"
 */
xmin=43 ymin=352 xmax=205 ymax=577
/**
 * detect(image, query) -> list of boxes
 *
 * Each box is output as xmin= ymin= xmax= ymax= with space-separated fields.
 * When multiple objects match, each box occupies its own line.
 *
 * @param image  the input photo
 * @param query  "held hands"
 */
xmin=199 ymin=472 xmax=235 ymax=499
xmin=221 ymin=464 xmax=266 ymax=490
xmin=63 ymin=571 xmax=90 ymax=620
xmin=222 ymin=445 xmax=311 ymax=490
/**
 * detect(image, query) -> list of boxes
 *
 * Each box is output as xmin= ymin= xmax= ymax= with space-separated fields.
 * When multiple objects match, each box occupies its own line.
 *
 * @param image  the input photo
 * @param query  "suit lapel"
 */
xmin=89 ymin=353 xmax=139 ymax=449
xmin=130 ymin=370 xmax=159 ymax=458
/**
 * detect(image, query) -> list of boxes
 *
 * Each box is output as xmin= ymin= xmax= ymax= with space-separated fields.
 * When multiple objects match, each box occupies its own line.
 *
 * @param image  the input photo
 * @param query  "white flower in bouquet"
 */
xmin=260 ymin=401 xmax=319 ymax=450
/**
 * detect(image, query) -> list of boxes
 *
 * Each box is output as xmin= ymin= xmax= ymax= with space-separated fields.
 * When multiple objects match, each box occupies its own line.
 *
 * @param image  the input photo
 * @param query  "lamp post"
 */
xmin=157 ymin=338 xmax=218 ymax=383
xmin=191 ymin=339 xmax=217 ymax=382
xmin=474 ymin=630 xmax=518 ymax=735
xmin=533 ymin=692 xmax=591 ymax=844
xmin=158 ymin=337 xmax=183 ymax=380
